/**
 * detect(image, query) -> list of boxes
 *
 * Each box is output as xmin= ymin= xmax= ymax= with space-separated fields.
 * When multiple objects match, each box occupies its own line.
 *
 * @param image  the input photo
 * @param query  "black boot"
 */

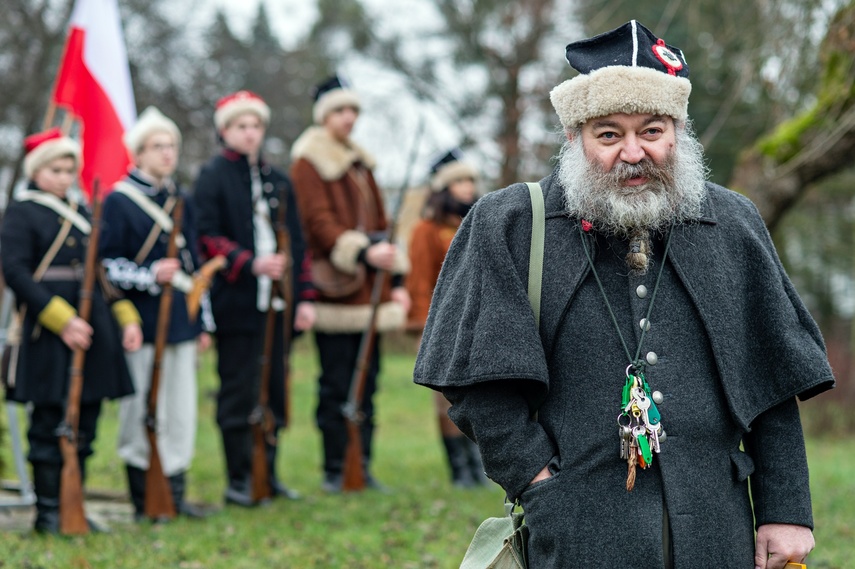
xmin=465 ymin=438 xmax=490 ymax=486
xmin=321 ymin=469 xmax=343 ymax=494
xmin=442 ymin=436 xmax=476 ymax=488
xmin=221 ymin=429 xmax=254 ymax=507
xmin=320 ymin=428 xmax=346 ymax=494
xmin=125 ymin=465 xmax=147 ymax=522
xmin=31 ymin=462 xmax=61 ymax=534
xmin=359 ymin=417 xmax=388 ymax=493
xmin=265 ymin=441 xmax=300 ymax=500
xmin=169 ymin=472 xmax=207 ymax=518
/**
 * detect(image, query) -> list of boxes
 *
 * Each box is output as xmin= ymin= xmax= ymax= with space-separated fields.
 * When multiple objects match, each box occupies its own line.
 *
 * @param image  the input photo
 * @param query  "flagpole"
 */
xmin=61 ymin=112 xmax=75 ymax=135
xmin=42 ymin=102 xmax=57 ymax=131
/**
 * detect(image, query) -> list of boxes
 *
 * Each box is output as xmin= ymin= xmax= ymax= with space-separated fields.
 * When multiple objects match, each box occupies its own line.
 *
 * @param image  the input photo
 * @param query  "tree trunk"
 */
xmin=728 ymin=2 xmax=855 ymax=231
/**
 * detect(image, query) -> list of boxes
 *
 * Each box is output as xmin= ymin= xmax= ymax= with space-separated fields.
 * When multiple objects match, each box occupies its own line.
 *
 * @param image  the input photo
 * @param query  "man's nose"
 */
xmin=619 ymin=136 xmax=646 ymax=164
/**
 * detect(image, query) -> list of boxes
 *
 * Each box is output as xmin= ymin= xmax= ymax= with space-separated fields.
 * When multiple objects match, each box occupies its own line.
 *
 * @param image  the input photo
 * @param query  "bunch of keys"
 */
xmin=617 ymin=368 xmax=665 ymax=490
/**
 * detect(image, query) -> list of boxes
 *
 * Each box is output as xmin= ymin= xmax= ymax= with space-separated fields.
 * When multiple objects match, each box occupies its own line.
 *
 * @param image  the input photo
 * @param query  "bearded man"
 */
xmin=414 ymin=21 xmax=833 ymax=569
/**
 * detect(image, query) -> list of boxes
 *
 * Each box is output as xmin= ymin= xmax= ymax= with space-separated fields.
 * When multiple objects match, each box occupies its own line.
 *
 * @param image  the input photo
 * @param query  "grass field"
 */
xmin=1 ymin=335 xmax=853 ymax=568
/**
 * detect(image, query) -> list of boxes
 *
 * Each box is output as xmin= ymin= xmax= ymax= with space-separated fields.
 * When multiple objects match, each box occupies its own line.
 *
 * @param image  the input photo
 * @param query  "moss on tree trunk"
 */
xmin=729 ymin=2 xmax=855 ymax=231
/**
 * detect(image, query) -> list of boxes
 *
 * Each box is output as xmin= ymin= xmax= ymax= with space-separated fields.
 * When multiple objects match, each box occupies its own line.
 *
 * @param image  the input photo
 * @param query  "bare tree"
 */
xmin=0 ymin=0 xmax=74 ymax=211
xmin=342 ymin=0 xmax=577 ymax=188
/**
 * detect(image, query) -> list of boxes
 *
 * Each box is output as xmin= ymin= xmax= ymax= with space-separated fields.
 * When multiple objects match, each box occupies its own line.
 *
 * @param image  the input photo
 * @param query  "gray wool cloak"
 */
xmin=414 ymin=170 xmax=834 ymax=568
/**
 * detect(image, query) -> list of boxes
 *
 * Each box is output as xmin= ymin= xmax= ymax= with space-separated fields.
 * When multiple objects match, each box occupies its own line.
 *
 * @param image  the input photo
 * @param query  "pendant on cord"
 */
xmin=617 ymin=365 xmax=665 ymax=491
xmin=626 ymin=230 xmax=651 ymax=275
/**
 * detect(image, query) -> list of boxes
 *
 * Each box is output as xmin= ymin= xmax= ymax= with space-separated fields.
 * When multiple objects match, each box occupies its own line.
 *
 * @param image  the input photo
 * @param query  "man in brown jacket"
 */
xmin=290 ymin=75 xmax=409 ymax=492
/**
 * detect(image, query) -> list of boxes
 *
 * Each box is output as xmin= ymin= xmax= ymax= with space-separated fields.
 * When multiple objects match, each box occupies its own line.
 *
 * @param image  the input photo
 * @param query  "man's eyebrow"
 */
xmin=643 ymin=115 xmax=668 ymax=126
xmin=590 ymin=115 xmax=668 ymax=131
xmin=590 ymin=119 xmax=620 ymax=130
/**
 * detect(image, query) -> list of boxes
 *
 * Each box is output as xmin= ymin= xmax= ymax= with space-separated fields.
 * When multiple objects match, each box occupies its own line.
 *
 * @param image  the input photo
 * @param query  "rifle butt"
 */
xmin=250 ymin=425 xmax=272 ymax=502
xmin=58 ymin=436 xmax=89 ymax=535
xmin=144 ymin=431 xmax=176 ymax=520
xmin=341 ymin=420 xmax=365 ymax=492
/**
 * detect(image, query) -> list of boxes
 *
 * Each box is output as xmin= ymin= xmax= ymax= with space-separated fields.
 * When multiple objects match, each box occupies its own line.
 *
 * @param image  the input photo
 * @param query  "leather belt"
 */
xmin=39 ymin=265 xmax=84 ymax=282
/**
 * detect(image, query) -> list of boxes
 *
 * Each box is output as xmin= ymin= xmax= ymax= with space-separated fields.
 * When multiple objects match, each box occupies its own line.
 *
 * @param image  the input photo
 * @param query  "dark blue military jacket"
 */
xmin=99 ymin=171 xmax=203 ymax=344
xmin=1 ymin=186 xmax=134 ymax=405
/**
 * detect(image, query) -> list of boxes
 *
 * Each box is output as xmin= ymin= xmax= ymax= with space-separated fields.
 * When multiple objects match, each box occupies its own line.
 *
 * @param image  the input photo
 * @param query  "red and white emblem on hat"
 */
xmin=651 ymin=39 xmax=684 ymax=76
xmin=23 ymin=127 xmax=82 ymax=179
xmin=214 ymin=90 xmax=271 ymax=130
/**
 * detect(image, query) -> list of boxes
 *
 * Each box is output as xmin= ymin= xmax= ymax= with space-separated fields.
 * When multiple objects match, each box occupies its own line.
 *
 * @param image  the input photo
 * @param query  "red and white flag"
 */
xmin=52 ymin=0 xmax=136 ymax=199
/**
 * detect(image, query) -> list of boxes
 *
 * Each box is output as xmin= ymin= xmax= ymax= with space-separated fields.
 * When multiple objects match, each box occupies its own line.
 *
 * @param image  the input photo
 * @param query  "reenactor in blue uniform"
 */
xmin=99 ymin=107 xmax=210 ymax=520
xmin=1 ymin=128 xmax=140 ymax=532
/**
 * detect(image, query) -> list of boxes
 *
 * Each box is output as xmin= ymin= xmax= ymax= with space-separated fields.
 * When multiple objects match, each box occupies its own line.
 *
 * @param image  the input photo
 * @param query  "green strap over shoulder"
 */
xmin=525 ymin=182 xmax=545 ymax=328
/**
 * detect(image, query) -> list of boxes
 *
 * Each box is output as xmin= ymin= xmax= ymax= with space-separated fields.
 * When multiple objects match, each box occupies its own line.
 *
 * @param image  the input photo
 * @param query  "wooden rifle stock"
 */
xmin=341 ymin=118 xmax=425 ymax=492
xmin=341 ymin=276 xmax=384 ymax=492
xmin=249 ymin=300 xmax=275 ymax=502
xmin=250 ymin=184 xmax=294 ymax=502
xmin=143 ymin=198 xmax=184 ymax=520
xmin=58 ymin=180 xmax=103 ymax=535
xmin=185 ymin=255 xmax=226 ymax=322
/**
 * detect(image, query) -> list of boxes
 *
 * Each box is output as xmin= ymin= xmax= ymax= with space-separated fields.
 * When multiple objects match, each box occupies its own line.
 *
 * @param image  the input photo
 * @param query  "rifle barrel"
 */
xmin=59 ymin=179 xmax=104 ymax=535
xmin=341 ymin=117 xmax=426 ymax=492
xmin=143 ymin=196 xmax=183 ymax=520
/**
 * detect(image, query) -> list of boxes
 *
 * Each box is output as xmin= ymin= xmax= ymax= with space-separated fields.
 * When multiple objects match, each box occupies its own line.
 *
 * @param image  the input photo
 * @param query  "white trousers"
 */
xmin=117 ymin=341 xmax=197 ymax=476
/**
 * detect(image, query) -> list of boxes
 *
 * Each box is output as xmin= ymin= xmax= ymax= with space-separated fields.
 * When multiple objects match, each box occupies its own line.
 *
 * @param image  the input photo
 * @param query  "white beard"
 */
xmin=558 ymin=124 xmax=708 ymax=237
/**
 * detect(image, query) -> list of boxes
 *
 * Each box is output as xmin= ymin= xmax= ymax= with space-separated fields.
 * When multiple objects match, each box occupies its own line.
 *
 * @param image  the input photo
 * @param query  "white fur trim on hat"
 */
xmin=23 ymin=138 xmax=81 ymax=179
xmin=550 ymin=65 xmax=691 ymax=129
xmin=215 ymin=97 xmax=271 ymax=130
xmin=124 ymin=106 xmax=182 ymax=154
xmin=430 ymin=161 xmax=479 ymax=192
xmin=313 ymin=89 xmax=361 ymax=125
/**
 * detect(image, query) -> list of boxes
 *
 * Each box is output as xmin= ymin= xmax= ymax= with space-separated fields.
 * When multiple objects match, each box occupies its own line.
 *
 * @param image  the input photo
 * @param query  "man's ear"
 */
xmin=565 ymin=129 xmax=575 ymax=143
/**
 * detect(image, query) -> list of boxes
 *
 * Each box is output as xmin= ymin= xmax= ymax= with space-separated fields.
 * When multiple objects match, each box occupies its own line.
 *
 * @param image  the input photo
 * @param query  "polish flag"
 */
xmin=52 ymin=0 xmax=136 ymax=200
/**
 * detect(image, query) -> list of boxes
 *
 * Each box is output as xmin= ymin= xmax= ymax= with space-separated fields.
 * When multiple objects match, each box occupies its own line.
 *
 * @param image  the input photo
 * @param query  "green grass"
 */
xmin=0 ymin=336 xmax=504 ymax=568
xmin=1 ymin=336 xmax=853 ymax=568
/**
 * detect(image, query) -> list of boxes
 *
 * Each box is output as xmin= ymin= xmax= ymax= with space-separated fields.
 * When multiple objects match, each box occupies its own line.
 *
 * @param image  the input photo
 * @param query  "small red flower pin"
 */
xmin=581 ymin=220 xmax=593 ymax=232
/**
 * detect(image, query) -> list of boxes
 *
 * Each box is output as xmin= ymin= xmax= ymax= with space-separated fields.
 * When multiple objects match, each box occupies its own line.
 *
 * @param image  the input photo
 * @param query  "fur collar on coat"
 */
xmin=290 ymin=126 xmax=376 ymax=181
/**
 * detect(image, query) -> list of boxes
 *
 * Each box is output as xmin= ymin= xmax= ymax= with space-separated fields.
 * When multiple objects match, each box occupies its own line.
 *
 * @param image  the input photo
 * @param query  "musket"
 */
xmin=185 ymin=255 xmax=226 ymax=323
xmin=143 ymin=198 xmax=184 ymax=520
xmin=250 ymin=184 xmax=294 ymax=502
xmin=341 ymin=118 xmax=425 ymax=492
xmin=57 ymin=180 xmax=103 ymax=534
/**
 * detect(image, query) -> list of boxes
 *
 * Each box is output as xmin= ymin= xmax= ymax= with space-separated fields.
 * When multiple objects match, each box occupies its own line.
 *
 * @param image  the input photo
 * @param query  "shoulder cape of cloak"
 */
xmin=413 ymin=170 xmax=835 ymax=430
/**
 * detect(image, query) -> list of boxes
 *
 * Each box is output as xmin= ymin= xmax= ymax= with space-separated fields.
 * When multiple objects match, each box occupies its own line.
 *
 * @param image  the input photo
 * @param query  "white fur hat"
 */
xmin=124 ymin=106 xmax=181 ymax=154
xmin=429 ymin=148 xmax=479 ymax=192
xmin=214 ymin=90 xmax=271 ymax=130
xmin=312 ymin=74 xmax=361 ymax=125
xmin=23 ymin=127 xmax=82 ymax=179
xmin=550 ymin=20 xmax=692 ymax=129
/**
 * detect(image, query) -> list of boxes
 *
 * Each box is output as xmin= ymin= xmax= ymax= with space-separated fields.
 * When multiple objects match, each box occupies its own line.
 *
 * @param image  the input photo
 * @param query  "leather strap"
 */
xmin=113 ymin=181 xmax=186 ymax=254
xmin=525 ymin=182 xmax=544 ymax=328
xmin=17 ymin=190 xmax=91 ymax=235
